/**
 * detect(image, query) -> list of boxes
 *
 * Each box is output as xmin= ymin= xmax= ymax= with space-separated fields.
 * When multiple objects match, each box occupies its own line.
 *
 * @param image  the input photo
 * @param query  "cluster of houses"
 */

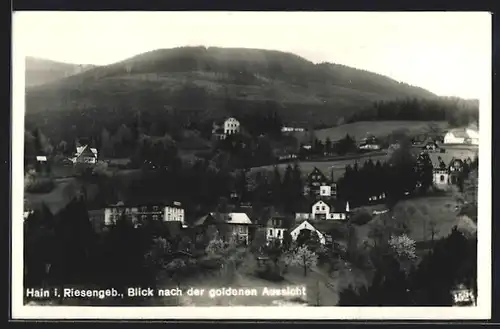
xmin=82 ymin=166 xmax=351 ymax=247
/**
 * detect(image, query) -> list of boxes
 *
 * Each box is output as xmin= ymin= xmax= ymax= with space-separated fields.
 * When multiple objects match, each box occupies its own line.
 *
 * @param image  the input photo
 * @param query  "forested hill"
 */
xmin=25 ymin=57 xmax=96 ymax=87
xmin=25 ymin=46 xmax=437 ymax=137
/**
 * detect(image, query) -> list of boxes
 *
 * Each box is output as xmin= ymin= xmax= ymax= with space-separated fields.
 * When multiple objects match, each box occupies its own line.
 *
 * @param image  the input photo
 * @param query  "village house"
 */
xmin=449 ymin=158 xmax=465 ymax=185
xmin=103 ymin=200 xmax=185 ymax=228
xmin=193 ymin=212 xmax=253 ymax=244
xmin=212 ymin=117 xmax=241 ymax=140
xmin=265 ymin=215 xmax=289 ymax=243
xmin=422 ymin=140 xmax=440 ymax=152
xmin=295 ymin=199 xmax=349 ymax=221
xmin=304 ymin=167 xmax=337 ymax=199
xmin=431 ymin=155 xmax=451 ymax=190
xmin=35 ymin=155 xmax=50 ymax=175
xmin=358 ymin=135 xmax=382 ymax=151
xmin=281 ymin=126 xmax=305 ymax=133
xmin=71 ymin=144 xmax=98 ymax=164
xmin=444 ymin=127 xmax=479 ymax=145
xmin=289 ymin=220 xmax=327 ymax=245
xmin=274 ymin=149 xmax=298 ymax=162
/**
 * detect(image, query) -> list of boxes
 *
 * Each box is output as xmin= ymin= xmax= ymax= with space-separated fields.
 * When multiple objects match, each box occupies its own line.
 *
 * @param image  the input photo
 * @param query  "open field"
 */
xmin=156 ymin=251 xmax=364 ymax=306
xmin=314 ymin=121 xmax=449 ymax=141
xmin=354 ymin=193 xmax=475 ymax=245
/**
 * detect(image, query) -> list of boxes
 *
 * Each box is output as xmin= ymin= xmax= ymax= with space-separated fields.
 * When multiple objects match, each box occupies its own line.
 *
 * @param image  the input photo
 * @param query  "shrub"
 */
xmin=350 ymin=211 xmax=373 ymax=226
xmin=25 ymin=175 xmax=55 ymax=194
xmin=255 ymin=263 xmax=284 ymax=282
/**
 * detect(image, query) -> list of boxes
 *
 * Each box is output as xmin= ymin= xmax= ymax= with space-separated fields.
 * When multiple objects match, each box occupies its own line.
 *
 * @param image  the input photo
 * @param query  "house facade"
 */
xmin=449 ymin=158 xmax=464 ymax=185
xmin=104 ymin=201 xmax=185 ymax=227
xmin=290 ymin=220 xmax=326 ymax=245
xmin=295 ymin=200 xmax=349 ymax=221
xmin=71 ymin=145 xmax=98 ymax=164
xmin=444 ymin=128 xmax=479 ymax=145
xmin=304 ymin=167 xmax=337 ymax=198
xmin=212 ymin=117 xmax=241 ymax=140
xmin=265 ymin=216 xmax=288 ymax=243
xmin=193 ymin=212 xmax=252 ymax=244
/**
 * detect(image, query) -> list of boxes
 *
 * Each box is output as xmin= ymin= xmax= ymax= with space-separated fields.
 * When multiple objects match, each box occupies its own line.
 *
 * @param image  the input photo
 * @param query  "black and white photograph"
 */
xmin=12 ymin=11 xmax=491 ymax=320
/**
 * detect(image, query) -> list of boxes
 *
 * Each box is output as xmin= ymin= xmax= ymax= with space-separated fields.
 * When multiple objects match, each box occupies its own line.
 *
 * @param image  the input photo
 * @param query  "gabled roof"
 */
xmin=266 ymin=217 xmax=290 ymax=229
xmin=446 ymin=128 xmax=474 ymax=139
xmin=308 ymin=167 xmax=329 ymax=180
xmin=75 ymin=145 xmax=97 ymax=158
xmin=193 ymin=212 xmax=252 ymax=226
xmin=116 ymin=195 xmax=183 ymax=208
xmin=226 ymin=212 xmax=252 ymax=225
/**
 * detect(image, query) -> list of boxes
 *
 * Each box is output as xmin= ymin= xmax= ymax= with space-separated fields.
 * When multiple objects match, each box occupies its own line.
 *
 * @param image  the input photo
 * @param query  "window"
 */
xmin=153 ymin=215 xmax=158 ymax=221
xmin=239 ymin=226 xmax=245 ymax=233
xmin=440 ymin=175 xmax=445 ymax=182
xmin=321 ymin=206 xmax=325 ymax=211
xmin=141 ymin=215 xmax=147 ymax=221
xmin=277 ymin=230 xmax=281 ymax=238
xmin=141 ymin=206 xmax=147 ymax=212
xmin=316 ymin=206 xmax=320 ymax=211
xmin=153 ymin=206 xmax=159 ymax=211
xmin=167 ymin=213 xmax=171 ymax=220
xmin=269 ymin=229 xmax=273 ymax=236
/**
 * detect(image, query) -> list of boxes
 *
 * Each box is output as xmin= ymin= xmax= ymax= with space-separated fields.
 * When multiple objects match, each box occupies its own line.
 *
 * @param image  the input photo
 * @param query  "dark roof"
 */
xmin=113 ymin=195 xmax=183 ymax=208
xmin=307 ymin=167 xmax=331 ymax=183
xmin=266 ymin=217 xmax=291 ymax=229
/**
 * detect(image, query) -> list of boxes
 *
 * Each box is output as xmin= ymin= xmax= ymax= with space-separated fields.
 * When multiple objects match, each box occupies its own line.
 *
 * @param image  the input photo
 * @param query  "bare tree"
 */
xmin=428 ymin=219 xmax=438 ymax=245
xmin=290 ymin=246 xmax=318 ymax=277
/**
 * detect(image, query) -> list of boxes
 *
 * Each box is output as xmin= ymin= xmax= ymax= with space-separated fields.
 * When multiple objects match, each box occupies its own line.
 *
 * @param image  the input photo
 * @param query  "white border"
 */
xmin=11 ymin=11 xmax=492 ymax=320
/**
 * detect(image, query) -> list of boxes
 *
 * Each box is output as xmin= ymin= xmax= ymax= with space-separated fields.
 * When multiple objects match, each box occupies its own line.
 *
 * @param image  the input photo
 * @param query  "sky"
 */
xmin=14 ymin=11 xmax=491 ymax=99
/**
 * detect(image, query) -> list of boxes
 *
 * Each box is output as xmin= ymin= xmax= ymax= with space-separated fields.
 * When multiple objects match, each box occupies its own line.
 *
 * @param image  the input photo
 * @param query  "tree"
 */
xmin=33 ymin=128 xmax=53 ymax=155
xmin=206 ymin=237 xmax=225 ymax=255
xmin=428 ymin=219 xmax=438 ymax=245
xmin=100 ymin=128 xmax=113 ymax=158
xmin=296 ymin=229 xmax=321 ymax=252
xmin=282 ymin=230 xmax=293 ymax=251
xmin=388 ymin=234 xmax=417 ymax=271
xmin=143 ymin=237 xmax=172 ymax=284
xmin=289 ymin=246 xmax=318 ymax=276
xmin=165 ymin=258 xmax=187 ymax=288
xmin=271 ymin=166 xmax=282 ymax=205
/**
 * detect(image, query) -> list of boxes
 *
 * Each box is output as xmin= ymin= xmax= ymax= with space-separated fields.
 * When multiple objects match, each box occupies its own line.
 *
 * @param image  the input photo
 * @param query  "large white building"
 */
xmin=295 ymin=200 xmax=349 ymax=221
xmin=104 ymin=201 xmax=185 ymax=227
xmin=213 ymin=117 xmax=241 ymax=140
xmin=444 ymin=128 xmax=479 ymax=145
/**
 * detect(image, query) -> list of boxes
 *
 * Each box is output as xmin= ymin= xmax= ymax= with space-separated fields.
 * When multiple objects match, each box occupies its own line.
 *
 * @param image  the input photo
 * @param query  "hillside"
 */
xmin=24 ymin=47 xmax=437 ymax=137
xmin=25 ymin=57 xmax=96 ymax=87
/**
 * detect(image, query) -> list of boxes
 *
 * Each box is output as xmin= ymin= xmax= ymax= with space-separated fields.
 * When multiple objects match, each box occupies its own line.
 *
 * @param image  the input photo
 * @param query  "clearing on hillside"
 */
xmin=313 ymin=121 xmax=449 ymax=142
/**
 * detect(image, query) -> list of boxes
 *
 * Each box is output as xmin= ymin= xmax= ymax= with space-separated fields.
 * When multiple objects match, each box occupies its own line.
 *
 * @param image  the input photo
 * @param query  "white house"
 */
xmin=266 ymin=217 xmax=288 ymax=243
xmin=71 ymin=145 xmax=98 ymax=164
xmin=290 ymin=220 xmax=326 ymax=245
xmin=212 ymin=117 xmax=241 ymax=140
xmin=444 ymin=128 xmax=479 ymax=145
xmin=433 ymin=168 xmax=450 ymax=190
xmin=295 ymin=200 xmax=349 ymax=221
